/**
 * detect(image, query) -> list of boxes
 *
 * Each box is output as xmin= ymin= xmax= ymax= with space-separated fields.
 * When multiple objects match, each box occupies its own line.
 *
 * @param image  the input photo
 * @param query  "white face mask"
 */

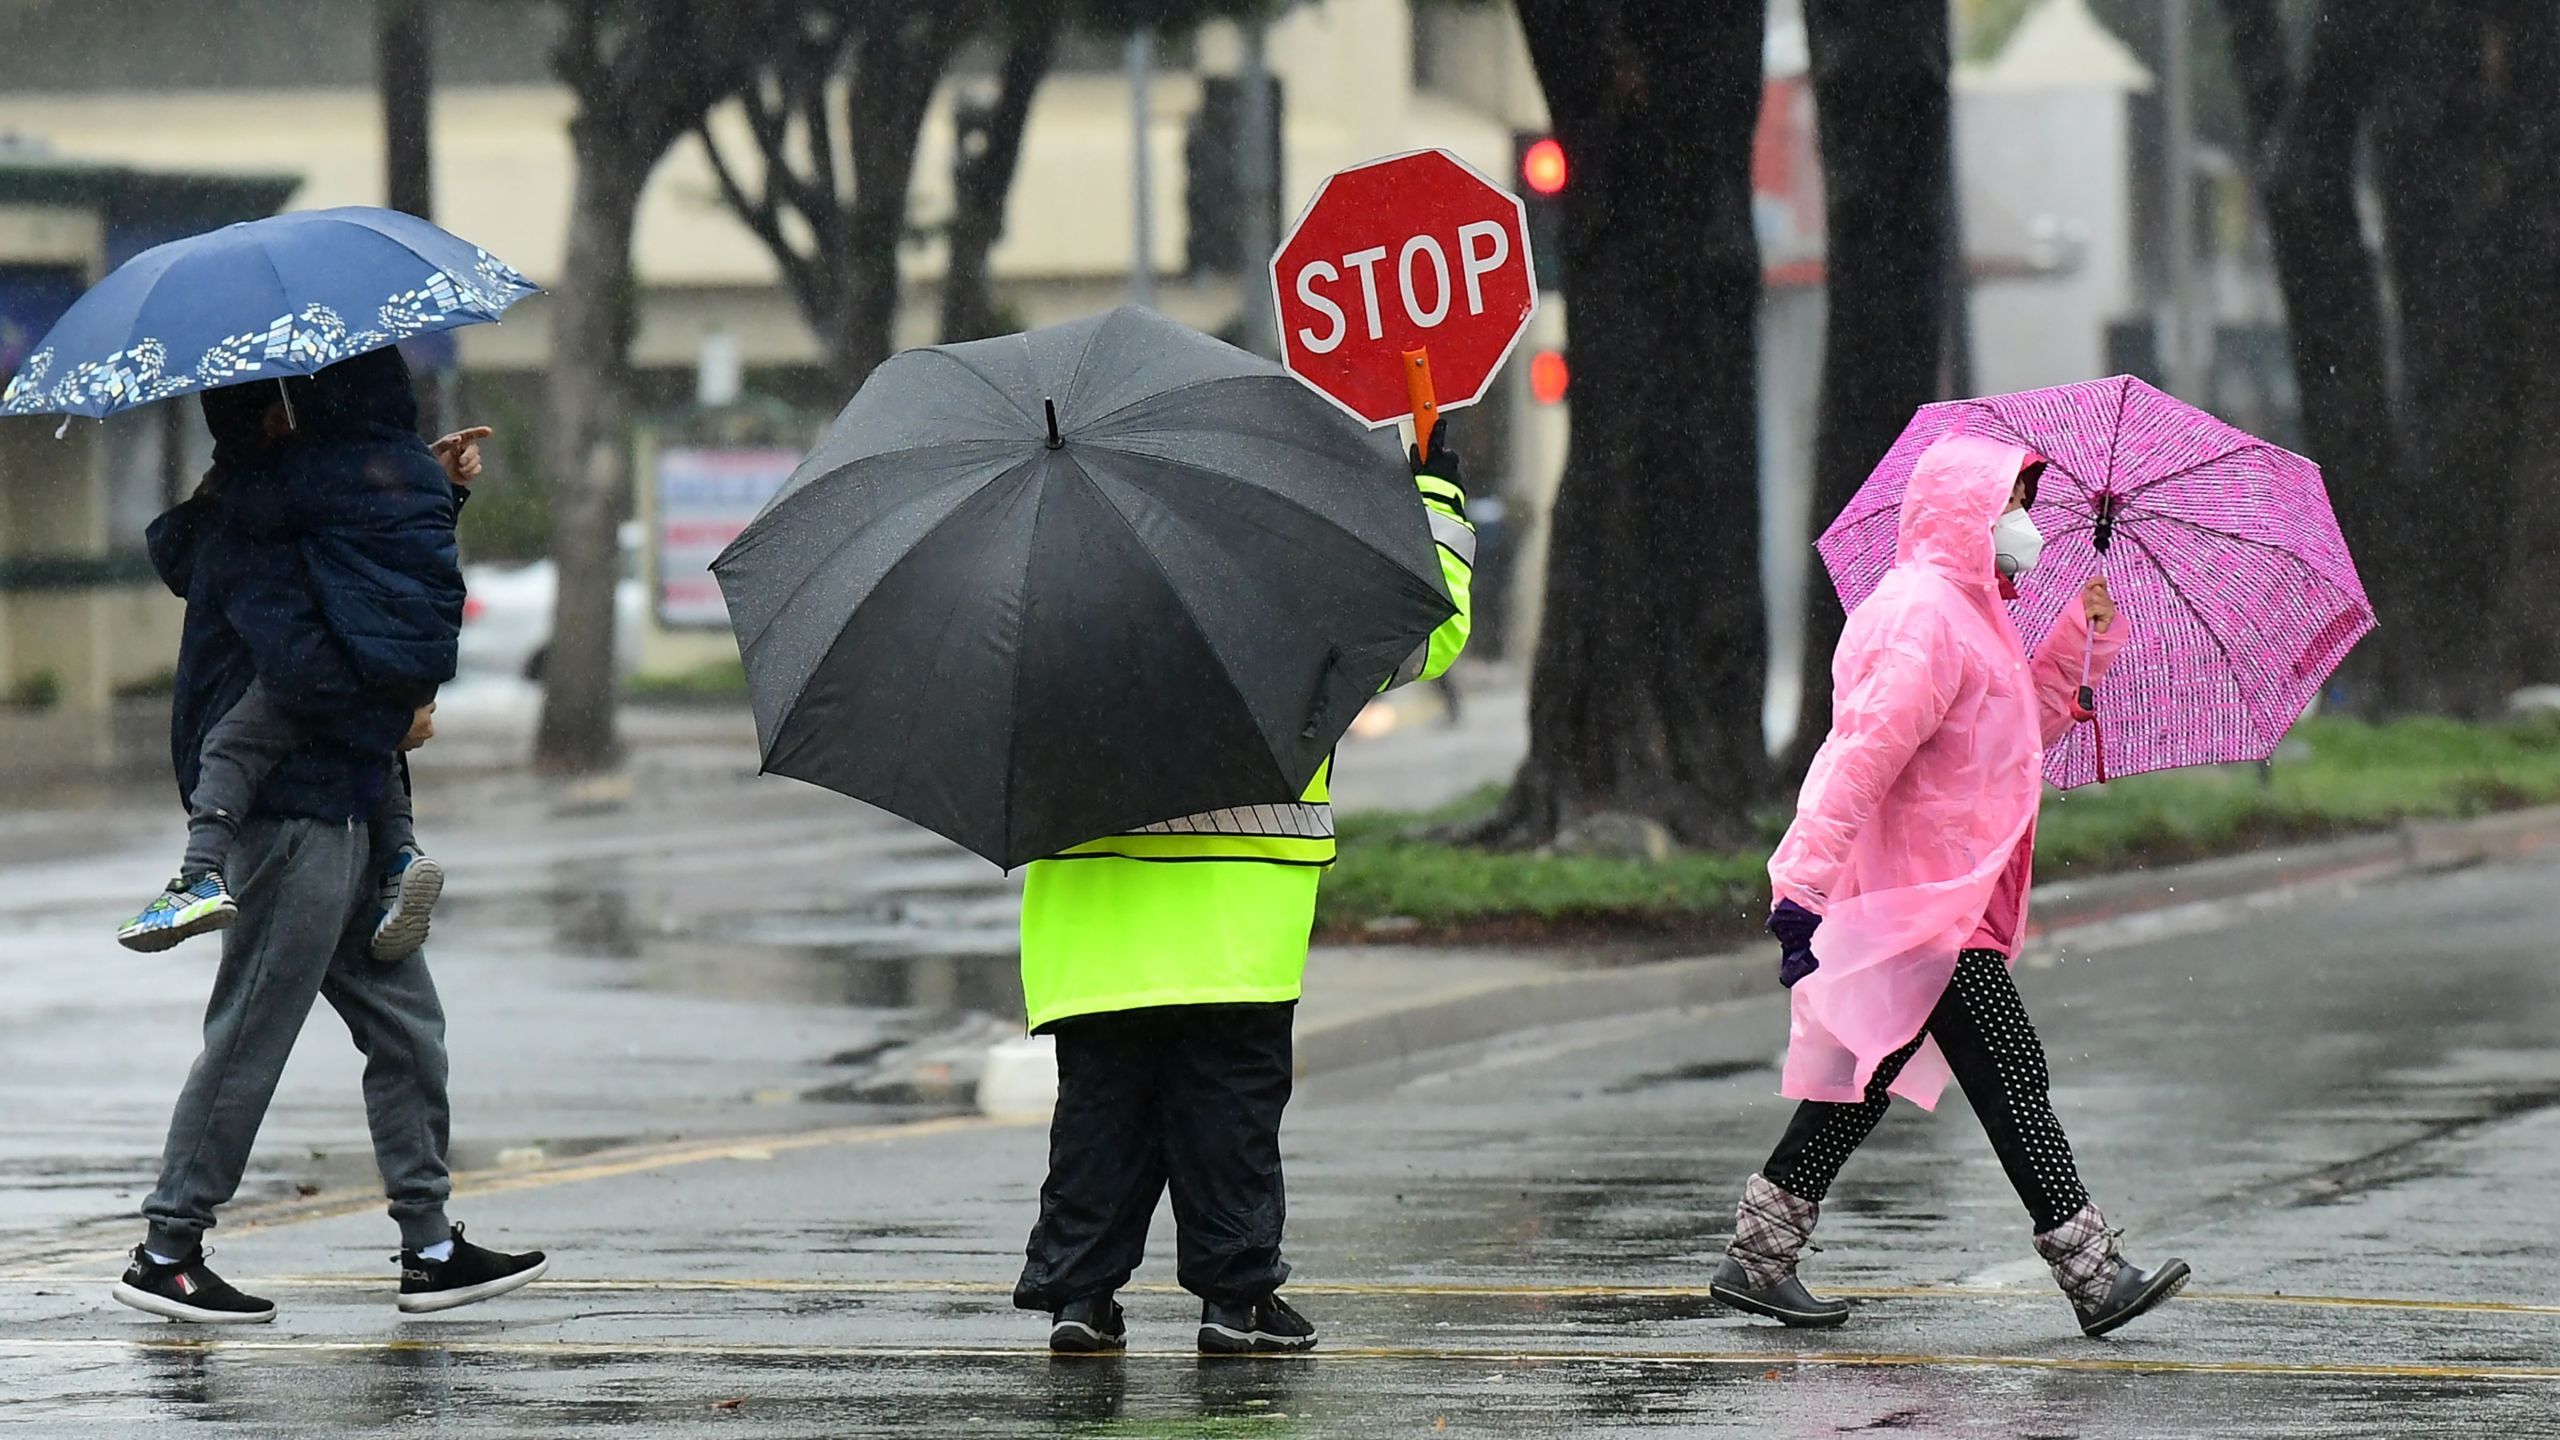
xmin=1993 ymin=507 xmax=2044 ymax=577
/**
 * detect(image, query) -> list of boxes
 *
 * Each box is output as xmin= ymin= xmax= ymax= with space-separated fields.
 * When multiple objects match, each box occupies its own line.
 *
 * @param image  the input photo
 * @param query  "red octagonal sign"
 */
xmin=1270 ymin=148 xmax=1539 ymax=429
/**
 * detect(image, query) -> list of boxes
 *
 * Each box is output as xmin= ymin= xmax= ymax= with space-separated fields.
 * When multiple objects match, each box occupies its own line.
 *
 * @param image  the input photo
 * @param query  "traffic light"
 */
xmin=1530 ymin=349 xmax=1569 ymax=405
xmin=1513 ymin=131 xmax=1566 ymax=291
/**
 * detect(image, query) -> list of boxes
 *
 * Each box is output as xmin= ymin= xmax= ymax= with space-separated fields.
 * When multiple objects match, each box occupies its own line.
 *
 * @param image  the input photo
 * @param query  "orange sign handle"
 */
xmin=1403 ymin=347 xmax=1440 ymax=459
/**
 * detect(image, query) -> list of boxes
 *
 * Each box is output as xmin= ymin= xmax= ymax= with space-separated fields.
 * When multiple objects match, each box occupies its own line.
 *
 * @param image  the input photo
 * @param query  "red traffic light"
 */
xmin=1531 ymin=349 xmax=1569 ymax=404
xmin=1521 ymin=138 xmax=1568 ymax=196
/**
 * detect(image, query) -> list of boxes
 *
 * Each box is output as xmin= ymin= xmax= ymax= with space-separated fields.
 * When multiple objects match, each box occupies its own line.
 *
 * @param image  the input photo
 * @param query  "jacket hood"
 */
xmin=199 ymin=346 xmax=418 ymax=473
xmin=280 ymin=346 xmax=419 ymax=445
xmin=1895 ymin=432 xmax=2041 ymax=584
xmin=200 ymin=382 xmax=280 ymax=475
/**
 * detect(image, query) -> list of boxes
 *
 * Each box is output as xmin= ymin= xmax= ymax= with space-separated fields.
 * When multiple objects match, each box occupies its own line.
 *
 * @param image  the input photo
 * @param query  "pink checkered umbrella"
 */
xmin=1816 ymin=375 xmax=2376 ymax=789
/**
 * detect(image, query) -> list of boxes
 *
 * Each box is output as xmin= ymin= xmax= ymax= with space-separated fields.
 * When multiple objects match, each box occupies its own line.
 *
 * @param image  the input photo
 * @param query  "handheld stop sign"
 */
xmin=1269 ymin=148 xmax=1539 ymax=455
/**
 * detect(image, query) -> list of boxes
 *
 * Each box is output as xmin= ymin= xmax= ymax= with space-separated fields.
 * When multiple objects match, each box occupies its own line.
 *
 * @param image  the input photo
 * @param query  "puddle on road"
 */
xmin=1604 ymin=1059 xmax=1769 ymax=1095
xmin=451 ymin=859 xmax=1028 ymax=1019
xmin=629 ymin=935 xmax=1025 ymax=1017
xmin=430 ymin=862 xmax=1034 ymax=1120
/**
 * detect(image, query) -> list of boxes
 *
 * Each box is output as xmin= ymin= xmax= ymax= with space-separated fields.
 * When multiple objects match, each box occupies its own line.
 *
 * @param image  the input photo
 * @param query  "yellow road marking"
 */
xmin=5 ymin=1274 xmax=2551 ymax=1319
xmin=263 ymin=1113 xmax=1017 ymax=1225
xmin=0 ymin=1337 xmax=2553 ymax=1383
xmin=8 ymin=1113 xmax=1026 ymax=1274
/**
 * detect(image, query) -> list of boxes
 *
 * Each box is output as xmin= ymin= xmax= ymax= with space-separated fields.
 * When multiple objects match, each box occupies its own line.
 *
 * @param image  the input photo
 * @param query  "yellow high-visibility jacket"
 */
xmin=1017 ymin=466 xmax=1475 ymax=1030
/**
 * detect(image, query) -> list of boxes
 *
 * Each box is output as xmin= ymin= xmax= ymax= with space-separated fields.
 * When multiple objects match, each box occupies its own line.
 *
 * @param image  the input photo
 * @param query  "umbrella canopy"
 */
xmin=712 ymin=306 xmax=1455 ymax=868
xmin=0 ymin=206 xmax=534 ymax=419
xmin=1817 ymin=375 xmax=2375 ymax=789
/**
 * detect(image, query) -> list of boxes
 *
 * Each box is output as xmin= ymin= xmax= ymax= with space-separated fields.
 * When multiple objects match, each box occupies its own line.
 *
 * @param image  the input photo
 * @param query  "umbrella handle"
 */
xmin=2073 ymin=626 xmax=2096 ymax=720
xmin=2071 ymin=618 xmax=2108 ymax=784
xmin=1403 ymin=347 xmax=1440 ymax=459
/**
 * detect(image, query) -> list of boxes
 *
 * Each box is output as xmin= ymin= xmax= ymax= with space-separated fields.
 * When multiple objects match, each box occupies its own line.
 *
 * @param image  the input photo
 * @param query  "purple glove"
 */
xmin=1769 ymin=898 xmax=1821 ymax=988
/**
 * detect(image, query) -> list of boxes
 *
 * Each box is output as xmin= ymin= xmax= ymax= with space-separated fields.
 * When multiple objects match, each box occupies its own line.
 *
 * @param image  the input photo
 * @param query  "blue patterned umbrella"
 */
xmin=0 ymin=206 xmax=536 ymax=420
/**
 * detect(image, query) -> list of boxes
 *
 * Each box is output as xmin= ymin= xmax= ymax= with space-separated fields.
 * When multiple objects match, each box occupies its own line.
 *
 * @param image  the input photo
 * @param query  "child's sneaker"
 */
xmin=116 ymin=872 xmax=237 ymax=953
xmin=370 ymin=848 xmax=445 ymax=964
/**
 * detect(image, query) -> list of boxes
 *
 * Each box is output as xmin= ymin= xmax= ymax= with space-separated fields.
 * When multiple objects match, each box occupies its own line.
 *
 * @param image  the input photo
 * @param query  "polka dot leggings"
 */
xmin=1761 ymin=950 xmax=2091 ymax=1232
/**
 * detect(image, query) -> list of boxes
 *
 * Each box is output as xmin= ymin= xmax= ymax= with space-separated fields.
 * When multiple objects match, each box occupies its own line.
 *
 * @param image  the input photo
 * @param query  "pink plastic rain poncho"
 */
xmin=1770 ymin=434 xmax=2128 ymax=1109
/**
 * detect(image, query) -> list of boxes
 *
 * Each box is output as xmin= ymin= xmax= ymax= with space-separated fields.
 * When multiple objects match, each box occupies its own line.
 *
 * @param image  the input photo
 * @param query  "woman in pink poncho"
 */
xmin=1709 ymin=434 xmax=2189 ymax=1339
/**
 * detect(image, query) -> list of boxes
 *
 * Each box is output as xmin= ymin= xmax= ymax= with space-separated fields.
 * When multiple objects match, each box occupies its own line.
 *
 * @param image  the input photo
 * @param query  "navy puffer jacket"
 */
xmin=149 ymin=351 xmax=464 ymax=821
xmin=222 ymin=349 xmax=467 ymax=700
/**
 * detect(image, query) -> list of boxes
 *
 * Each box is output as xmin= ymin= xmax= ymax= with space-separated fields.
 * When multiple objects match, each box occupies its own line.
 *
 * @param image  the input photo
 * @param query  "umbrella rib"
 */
xmin=2103 ymin=377 xmax=2130 ymax=494
xmin=913 ymin=349 xmax=1045 ymax=430
xmin=2133 ymin=510 xmax=2357 ymax=579
xmin=1067 ymin=457 xmax=1300 ymax=774
xmin=1076 ymin=374 xmax=1266 ymax=433
xmin=723 ymin=452 xmax=1016 ymax=654
xmin=1057 ymin=314 xmax=1119 ymax=426
xmin=2114 ymin=524 xmax=2273 ymax=734
xmin=2042 ymin=454 xmax=2090 ymax=506
xmin=996 ymin=461 xmax=1055 ymax=866
xmin=2111 ymin=440 xmax=2264 ymax=504
xmin=759 ymin=465 xmax=1036 ymax=808
xmin=253 ymin=239 xmax=298 ymax=355
xmin=1075 ymin=439 xmax=1430 ymax=576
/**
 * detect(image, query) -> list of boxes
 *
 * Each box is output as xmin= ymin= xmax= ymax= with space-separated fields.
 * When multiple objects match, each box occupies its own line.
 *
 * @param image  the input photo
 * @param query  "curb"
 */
xmin=1292 ymin=955 xmax=1764 ymax=1083
xmin=1276 ymin=804 xmax=2560 ymax=1085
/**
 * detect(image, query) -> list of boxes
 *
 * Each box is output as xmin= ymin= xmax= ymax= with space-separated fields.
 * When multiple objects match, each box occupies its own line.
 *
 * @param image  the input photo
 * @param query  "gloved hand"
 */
xmin=1768 ymin=898 xmax=1821 ymax=988
xmin=1409 ymin=423 xmax=1463 ymax=493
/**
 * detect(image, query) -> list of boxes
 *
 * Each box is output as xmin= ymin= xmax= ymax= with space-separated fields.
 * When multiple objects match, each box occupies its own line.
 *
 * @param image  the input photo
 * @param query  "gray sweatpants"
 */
xmin=143 ymin=815 xmax=454 ymax=1255
xmin=181 ymin=681 xmax=416 ymax=881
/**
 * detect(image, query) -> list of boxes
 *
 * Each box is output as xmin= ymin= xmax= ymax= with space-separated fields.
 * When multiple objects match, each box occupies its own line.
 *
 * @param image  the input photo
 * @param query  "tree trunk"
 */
xmin=1786 ymin=0 xmax=1953 ymax=774
xmin=379 ymin=0 xmax=437 ymax=431
xmin=533 ymin=0 xmax=782 ymax=775
xmin=2369 ymin=5 xmax=2513 ymax=717
xmin=940 ymin=20 xmax=1060 ymax=343
xmin=533 ymin=129 xmax=648 ymax=772
xmin=2500 ymin=0 xmax=2560 ymax=689
xmin=2219 ymin=0 xmax=2404 ymax=713
xmin=379 ymin=0 xmax=434 ymax=220
xmin=1477 ymin=0 xmax=1768 ymax=849
xmin=829 ymin=7 xmax=984 ymax=389
xmin=2504 ymin=348 xmax=2560 ymax=690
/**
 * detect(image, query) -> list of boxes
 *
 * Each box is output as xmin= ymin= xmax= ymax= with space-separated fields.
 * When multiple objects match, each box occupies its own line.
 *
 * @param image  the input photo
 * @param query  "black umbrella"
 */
xmin=711 ymin=306 xmax=1455 ymax=869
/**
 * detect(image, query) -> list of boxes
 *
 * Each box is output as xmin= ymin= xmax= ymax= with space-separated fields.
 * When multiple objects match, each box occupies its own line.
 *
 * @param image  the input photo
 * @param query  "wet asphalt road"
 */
xmin=5 ymin=836 xmax=2558 ymax=1435
xmin=0 ymin=680 xmax=1523 ymax=1262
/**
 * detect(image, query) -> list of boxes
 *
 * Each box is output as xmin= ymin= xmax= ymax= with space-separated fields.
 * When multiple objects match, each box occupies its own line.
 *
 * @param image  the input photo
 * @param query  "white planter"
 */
xmin=976 ymin=1033 xmax=1059 ymax=1119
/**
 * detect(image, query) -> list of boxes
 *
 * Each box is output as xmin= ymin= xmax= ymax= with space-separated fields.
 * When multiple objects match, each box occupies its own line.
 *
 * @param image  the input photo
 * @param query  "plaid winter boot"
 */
xmin=1708 ymin=1174 xmax=1850 ymax=1328
xmin=2033 ymin=1203 xmax=2191 ymax=1338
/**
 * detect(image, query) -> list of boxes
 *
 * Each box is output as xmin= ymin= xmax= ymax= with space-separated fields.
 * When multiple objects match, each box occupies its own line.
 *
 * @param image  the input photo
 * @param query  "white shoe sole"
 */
xmin=111 ymin=1281 xmax=275 ymax=1324
xmin=1197 ymin=1322 xmax=1318 ymax=1354
xmin=1048 ymin=1320 xmax=1126 ymax=1354
xmin=396 ymin=1255 xmax=548 ymax=1314
xmin=370 ymin=858 xmax=445 ymax=964
xmin=117 ymin=903 xmax=238 ymax=954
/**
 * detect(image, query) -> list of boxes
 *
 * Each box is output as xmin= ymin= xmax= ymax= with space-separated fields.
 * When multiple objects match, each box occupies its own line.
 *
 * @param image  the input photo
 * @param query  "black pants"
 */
xmin=1014 ymin=1002 xmax=1294 ymax=1312
xmin=1762 ymin=951 xmax=2090 ymax=1232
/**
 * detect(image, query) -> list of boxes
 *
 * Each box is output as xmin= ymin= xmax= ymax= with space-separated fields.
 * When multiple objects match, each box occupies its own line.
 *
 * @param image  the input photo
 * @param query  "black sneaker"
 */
xmin=1198 ymin=1293 xmax=1318 ymax=1354
xmin=1048 ymin=1293 xmax=1127 ymax=1354
xmin=395 ymin=1225 xmax=548 ymax=1314
xmin=111 ymin=1245 xmax=275 ymax=1324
